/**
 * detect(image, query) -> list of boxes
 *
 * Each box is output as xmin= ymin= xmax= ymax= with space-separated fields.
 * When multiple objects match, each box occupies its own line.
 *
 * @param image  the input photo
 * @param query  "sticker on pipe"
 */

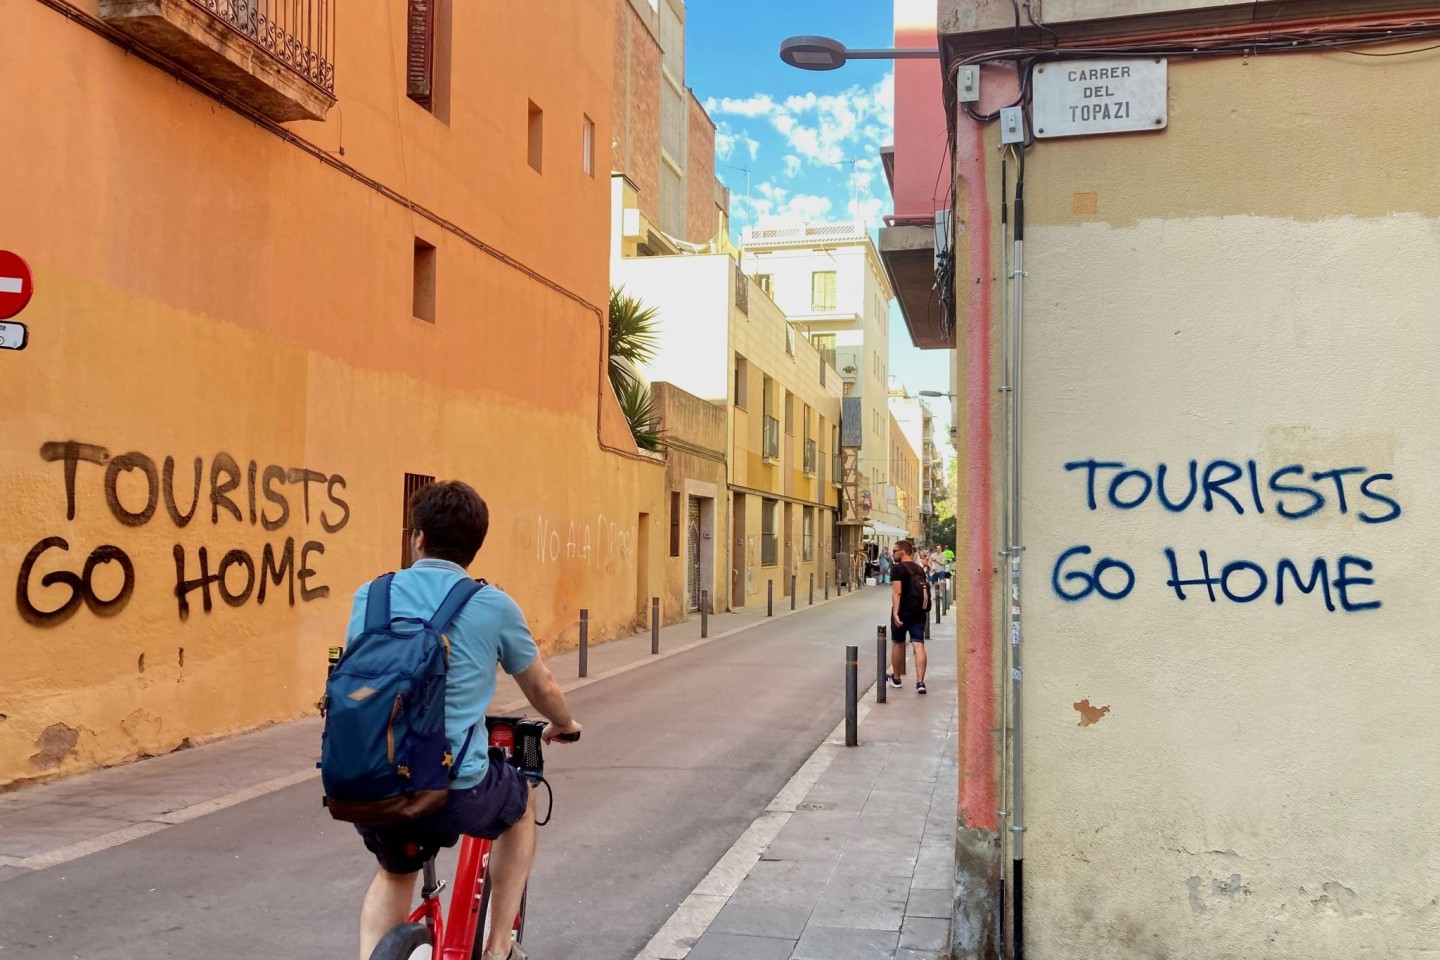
xmin=1032 ymin=58 xmax=1167 ymax=139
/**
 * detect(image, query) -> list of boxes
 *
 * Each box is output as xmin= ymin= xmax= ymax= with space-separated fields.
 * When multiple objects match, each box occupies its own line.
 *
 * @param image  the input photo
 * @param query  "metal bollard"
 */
xmin=790 ymin=575 xmax=797 ymax=611
xmin=578 ymin=609 xmax=589 ymax=678
xmin=809 ymin=573 xmax=814 ymax=606
xmin=936 ymin=591 xmax=943 ymax=624
xmin=924 ymin=612 xmax=931 ymax=641
xmin=876 ymin=626 xmax=887 ymax=704
xmin=651 ymin=596 xmax=660 ymax=655
xmin=825 ymin=571 xmax=830 ymax=599
xmin=767 ymin=579 xmax=774 ymax=617
xmin=701 ymin=589 xmax=709 ymax=638
xmin=845 ymin=645 xmax=858 ymax=747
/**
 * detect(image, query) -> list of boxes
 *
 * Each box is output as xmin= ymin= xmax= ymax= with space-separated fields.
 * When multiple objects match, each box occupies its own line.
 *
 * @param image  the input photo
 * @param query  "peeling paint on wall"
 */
xmin=29 ymin=723 xmax=80 ymax=770
xmin=1073 ymin=698 xmax=1111 ymax=726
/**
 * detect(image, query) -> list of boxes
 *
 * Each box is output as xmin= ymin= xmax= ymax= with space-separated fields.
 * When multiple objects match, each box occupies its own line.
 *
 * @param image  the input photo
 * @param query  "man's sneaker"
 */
xmin=916 ymin=681 xmax=927 ymax=695
xmin=888 ymin=674 xmax=903 ymax=688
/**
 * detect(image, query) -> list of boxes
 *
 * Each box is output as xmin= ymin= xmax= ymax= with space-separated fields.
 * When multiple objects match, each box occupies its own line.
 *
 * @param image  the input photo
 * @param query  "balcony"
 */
xmin=803 ymin=439 xmax=817 ymax=476
xmin=832 ymin=450 xmax=843 ymax=487
xmin=101 ymin=0 xmax=336 ymax=122
xmin=762 ymin=416 xmax=781 ymax=462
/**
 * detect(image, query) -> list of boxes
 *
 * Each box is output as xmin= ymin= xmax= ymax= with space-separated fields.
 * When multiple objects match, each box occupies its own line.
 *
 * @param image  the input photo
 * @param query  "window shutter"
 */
xmin=407 ymin=0 xmax=436 ymax=108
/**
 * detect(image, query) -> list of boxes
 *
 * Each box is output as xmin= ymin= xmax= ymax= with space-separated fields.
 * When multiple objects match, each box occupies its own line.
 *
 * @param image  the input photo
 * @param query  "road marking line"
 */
xmin=0 ymin=278 xmax=22 ymax=294
xmin=14 ymin=822 xmax=169 ymax=871
xmin=151 ymin=768 xmax=319 ymax=824
xmin=3 ymin=769 xmax=319 ymax=876
xmin=632 ymin=701 xmax=872 ymax=960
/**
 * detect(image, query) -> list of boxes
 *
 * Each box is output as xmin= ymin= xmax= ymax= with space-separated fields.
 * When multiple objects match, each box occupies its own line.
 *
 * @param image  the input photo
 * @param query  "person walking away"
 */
xmin=331 ymin=480 xmax=582 ymax=960
xmin=888 ymin=540 xmax=930 ymax=694
xmin=878 ymin=550 xmax=891 ymax=584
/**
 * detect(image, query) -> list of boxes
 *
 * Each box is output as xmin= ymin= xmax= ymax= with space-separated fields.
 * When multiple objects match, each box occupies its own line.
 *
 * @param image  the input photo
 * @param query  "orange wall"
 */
xmin=0 ymin=0 xmax=665 ymax=786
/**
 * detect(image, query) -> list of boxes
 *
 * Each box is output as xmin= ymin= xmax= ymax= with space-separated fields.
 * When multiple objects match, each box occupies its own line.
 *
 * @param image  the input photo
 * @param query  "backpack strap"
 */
xmin=450 ymin=724 xmax=479 ymax=781
xmin=363 ymin=573 xmax=395 ymax=631
xmin=429 ymin=577 xmax=484 ymax=633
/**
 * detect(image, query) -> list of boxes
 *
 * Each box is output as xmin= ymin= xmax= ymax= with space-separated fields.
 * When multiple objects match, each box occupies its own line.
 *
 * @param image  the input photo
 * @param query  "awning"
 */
xmin=866 ymin=521 xmax=911 ymax=538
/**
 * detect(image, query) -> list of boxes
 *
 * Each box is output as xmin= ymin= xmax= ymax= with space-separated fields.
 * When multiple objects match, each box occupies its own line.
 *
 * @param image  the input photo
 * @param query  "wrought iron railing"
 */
xmin=763 ymin=416 xmax=781 ymax=461
xmin=187 ymin=0 xmax=336 ymax=95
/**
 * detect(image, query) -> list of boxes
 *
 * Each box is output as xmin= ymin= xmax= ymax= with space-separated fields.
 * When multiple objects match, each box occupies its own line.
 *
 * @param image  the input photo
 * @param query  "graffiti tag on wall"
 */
xmin=16 ymin=441 xmax=349 ymax=625
xmin=533 ymin=514 xmax=632 ymax=569
xmin=1051 ymin=457 xmax=1400 ymax=613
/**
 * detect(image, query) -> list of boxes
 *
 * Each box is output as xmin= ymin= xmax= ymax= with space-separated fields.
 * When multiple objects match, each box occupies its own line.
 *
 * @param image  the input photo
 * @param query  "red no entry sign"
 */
xmin=0 ymin=251 xmax=34 ymax=321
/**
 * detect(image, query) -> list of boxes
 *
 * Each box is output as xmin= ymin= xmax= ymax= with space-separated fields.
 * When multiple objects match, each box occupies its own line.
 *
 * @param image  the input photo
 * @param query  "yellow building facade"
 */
xmin=0 ymin=1 xmax=665 ymax=785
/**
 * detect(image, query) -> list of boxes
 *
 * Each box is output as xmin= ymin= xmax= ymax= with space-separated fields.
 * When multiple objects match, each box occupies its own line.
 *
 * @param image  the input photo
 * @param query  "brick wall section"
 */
xmin=611 ymin=0 xmax=629 ymax=175
xmin=686 ymin=90 xmax=717 ymax=244
xmin=623 ymin=8 xmax=662 ymax=227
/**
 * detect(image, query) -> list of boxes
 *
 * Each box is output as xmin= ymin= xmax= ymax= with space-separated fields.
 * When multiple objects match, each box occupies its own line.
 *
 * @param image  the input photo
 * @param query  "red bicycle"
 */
xmin=368 ymin=716 xmax=576 ymax=960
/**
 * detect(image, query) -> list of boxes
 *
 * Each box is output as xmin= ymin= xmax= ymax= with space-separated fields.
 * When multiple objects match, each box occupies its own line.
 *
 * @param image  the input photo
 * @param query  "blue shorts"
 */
xmin=892 ymin=616 xmax=926 ymax=642
xmin=356 ymin=747 xmax=530 ymax=874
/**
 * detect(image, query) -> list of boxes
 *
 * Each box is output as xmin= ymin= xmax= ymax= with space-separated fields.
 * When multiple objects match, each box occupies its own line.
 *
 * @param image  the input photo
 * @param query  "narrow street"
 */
xmin=0 ymin=590 xmax=903 ymax=960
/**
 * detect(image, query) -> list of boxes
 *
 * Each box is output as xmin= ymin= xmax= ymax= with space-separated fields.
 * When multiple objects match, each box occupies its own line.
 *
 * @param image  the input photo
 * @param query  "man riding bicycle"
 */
xmin=347 ymin=480 xmax=582 ymax=960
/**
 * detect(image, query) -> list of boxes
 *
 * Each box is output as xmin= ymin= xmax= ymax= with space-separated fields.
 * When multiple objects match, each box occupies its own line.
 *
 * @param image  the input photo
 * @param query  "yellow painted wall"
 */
xmin=961 ymin=49 xmax=1440 ymax=957
xmin=0 ymin=0 xmax=666 ymax=785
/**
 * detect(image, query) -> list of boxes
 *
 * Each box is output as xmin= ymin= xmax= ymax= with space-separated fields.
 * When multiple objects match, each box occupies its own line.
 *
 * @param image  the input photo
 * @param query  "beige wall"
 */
xmin=652 ymin=383 xmax=728 ymax=621
xmin=961 ymin=48 xmax=1440 ymax=958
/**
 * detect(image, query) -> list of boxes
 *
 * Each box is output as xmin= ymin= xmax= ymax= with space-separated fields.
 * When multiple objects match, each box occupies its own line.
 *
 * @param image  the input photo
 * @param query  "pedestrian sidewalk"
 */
xmin=638 ymin=610 xmax=959 ymax=960
xmin=0 ymin=583 xmax=876 ymax=881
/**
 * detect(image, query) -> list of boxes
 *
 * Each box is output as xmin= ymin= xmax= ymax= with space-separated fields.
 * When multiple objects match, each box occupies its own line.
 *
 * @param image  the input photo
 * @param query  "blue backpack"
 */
xmin=320 ymin=573 xmax=483 ymax=825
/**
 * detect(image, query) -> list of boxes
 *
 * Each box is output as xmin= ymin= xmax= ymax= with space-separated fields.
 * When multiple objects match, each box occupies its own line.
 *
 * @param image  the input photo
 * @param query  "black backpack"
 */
xmin=904 ymin=561 xmax=931 ymax=614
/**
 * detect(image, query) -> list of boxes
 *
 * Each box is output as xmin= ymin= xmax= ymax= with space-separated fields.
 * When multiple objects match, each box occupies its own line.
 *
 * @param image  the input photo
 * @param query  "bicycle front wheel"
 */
xmin=369 ymin=921 xmax=435 ymax=960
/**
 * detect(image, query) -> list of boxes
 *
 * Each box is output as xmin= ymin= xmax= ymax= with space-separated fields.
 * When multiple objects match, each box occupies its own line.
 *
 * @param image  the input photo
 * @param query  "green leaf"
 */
xmin=615 ymin=375 xmax=664 ymax=453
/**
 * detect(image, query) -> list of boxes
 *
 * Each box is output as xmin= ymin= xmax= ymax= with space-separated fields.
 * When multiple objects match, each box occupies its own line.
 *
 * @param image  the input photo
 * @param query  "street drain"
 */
xmin=798 ymin=801 xmax=832 ymax=811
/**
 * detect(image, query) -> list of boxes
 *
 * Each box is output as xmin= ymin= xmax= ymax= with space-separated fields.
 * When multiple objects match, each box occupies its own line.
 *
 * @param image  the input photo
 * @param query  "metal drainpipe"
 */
xmin=1008 ymin=145 xmax=1028 ymax=960
xmin=995 ymin=144 xmax=1013 ymax=959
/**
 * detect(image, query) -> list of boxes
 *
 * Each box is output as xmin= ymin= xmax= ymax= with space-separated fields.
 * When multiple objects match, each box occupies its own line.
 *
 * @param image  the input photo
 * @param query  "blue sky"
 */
xmin=686 ymin=0 xmax=955 ymax=457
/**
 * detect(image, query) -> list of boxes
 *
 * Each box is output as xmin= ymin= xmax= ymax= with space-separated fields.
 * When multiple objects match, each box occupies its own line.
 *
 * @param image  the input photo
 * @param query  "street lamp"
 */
xmin=779 ymin=35 xmax=939 ymax=71
xmin=918 ymin=390 xmax=954 ymax=398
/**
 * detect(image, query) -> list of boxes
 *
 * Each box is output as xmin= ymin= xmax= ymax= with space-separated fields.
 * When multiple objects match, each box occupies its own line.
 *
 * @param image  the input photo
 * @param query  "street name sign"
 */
xmin=0 ymin=251 xmax=35 ymax=320
xmin=1032 ymin=58 xmax=1168 ymax=139
xmin=0 ymin=322 xmax=28 ymax=351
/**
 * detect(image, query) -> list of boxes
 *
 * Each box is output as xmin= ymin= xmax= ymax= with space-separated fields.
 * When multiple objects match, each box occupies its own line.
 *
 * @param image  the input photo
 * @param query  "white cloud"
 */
xmin=782 ymin=155 xmax=803 ymax=177
xmin=705 ymin=94 xmax=777 ymax=118
xmin=714 ymin=123 xmax=760 ymax=165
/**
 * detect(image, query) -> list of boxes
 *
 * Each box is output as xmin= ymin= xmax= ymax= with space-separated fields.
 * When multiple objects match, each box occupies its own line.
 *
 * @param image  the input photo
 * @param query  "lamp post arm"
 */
xmin=843 ymin=48 xmax=940 ymax=59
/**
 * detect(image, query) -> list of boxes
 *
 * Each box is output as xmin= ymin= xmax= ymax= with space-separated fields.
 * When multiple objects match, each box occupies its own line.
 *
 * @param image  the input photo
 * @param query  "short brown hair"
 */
xmin=410 ymin=480 xmax=489 ymax=566
xmin=895 ymin=540 xmax=914 ymax=557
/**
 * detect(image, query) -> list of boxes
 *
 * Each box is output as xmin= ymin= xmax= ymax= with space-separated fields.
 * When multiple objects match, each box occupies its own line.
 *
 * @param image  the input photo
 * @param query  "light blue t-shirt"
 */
xmin=345 ymin=559 xmax=539 ymax=789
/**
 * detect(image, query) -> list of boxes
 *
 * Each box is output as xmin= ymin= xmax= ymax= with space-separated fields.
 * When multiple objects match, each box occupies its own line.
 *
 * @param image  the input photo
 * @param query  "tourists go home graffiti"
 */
xmin=1051 ymin=457 xmax=1400 ymax=612
xmin=16 ymin=441 xmax=349 ymax=625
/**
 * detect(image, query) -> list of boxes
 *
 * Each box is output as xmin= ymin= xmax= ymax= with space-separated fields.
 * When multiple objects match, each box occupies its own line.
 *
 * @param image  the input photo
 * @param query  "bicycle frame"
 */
xmin=407 ymin=833 xmax=494 ymax=960
xmin=406 ymin=719 xmax=526 ymax=960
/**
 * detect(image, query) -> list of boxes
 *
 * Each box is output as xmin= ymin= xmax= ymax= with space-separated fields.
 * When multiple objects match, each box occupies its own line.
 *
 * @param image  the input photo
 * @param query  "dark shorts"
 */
xmin=356 ymin=748 xmax=531 ymax=875
xmin=892 ymin=617 xmax=926 ymax=642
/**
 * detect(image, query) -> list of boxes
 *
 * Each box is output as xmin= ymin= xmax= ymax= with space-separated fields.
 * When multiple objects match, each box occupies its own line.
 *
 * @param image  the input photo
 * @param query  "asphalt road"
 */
xmin=0 ymin=590 xmax=889 ymax=960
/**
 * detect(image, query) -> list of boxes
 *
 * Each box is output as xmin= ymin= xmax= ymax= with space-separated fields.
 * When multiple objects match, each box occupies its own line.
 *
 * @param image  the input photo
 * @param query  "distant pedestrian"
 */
xmin=878 ymin=551 xmax=891 ymax=584
xmin=928 ymin=546 xmax=946 ymax=584
xmin=887 ymin=540 xmax=930 ymax=695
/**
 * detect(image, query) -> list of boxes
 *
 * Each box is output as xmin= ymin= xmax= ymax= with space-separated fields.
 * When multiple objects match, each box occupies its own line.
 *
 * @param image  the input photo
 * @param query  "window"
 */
xmin=582 ymin=115 xmax=595 ymax=176
xmin=669 ymin=491 xmax=681 ymax=557
xmin=527 ymin=101 xmax=544 ymax=172
xmin=761 ymin=499 xmax=779 ymax=566
xmin=811 ymin=271 xmax=837 ymax=311
xmin=734 ymin=355 xmax=749 ymax=408
xmin=406 ymin=0 xmax=437 ymax=110
xmin=803 ymin=507 xmax=814 ymax=562
xmin=785 ymin=326 xmax=795 ymax=356
xmin=757 ymin=273 xmax=773 ymax=296
xmin=784 ymin=392 xmax=794 ymax=436
xmin=762 ymin=375 xmax=779 ymax=460
xmin=401 ymin=473 xmax=435 ymax=567
xmin=413 ymin=238 xmax=437 ymax=323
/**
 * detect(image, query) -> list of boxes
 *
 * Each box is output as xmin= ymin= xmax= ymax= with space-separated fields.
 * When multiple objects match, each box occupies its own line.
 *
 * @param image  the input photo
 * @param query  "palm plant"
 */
xmin=608 ymin=287 xmax=663 ymax=451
